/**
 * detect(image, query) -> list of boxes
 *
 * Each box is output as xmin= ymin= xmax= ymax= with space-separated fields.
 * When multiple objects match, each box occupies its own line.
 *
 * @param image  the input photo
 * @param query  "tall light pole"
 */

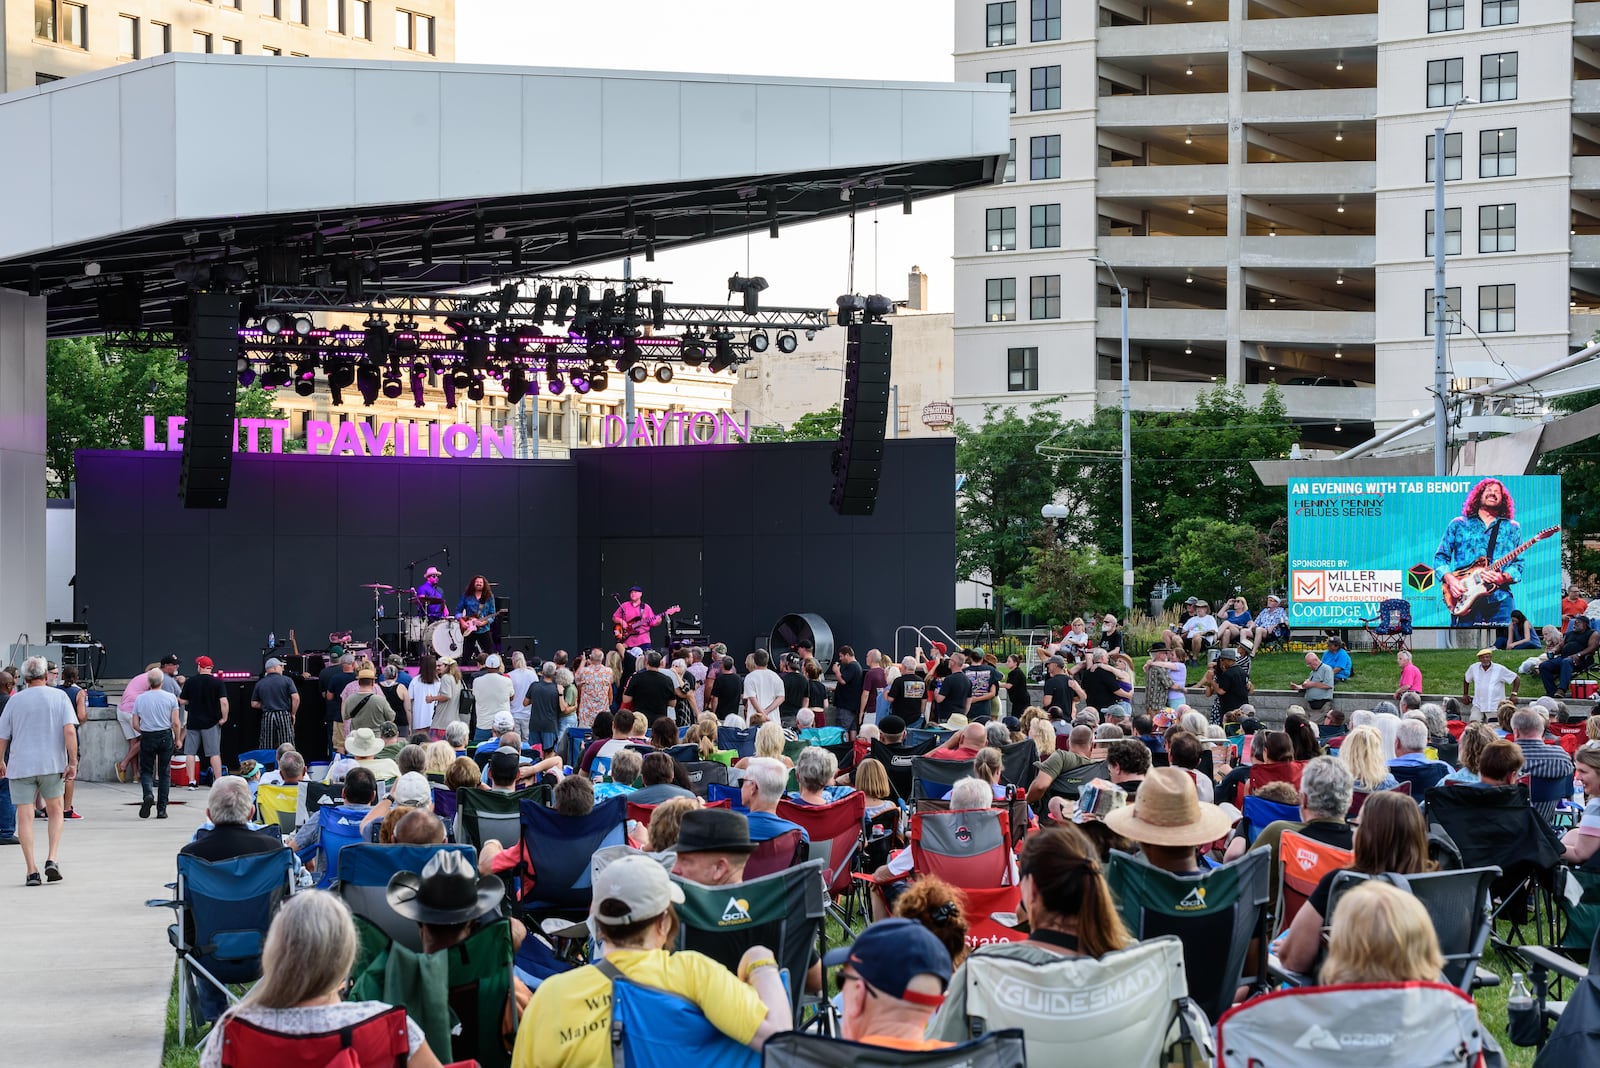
xmin=1090 ymin=256 xmax=1134 ymax=618
xmin=1433 ymin=96 xmax=1474 ymax=477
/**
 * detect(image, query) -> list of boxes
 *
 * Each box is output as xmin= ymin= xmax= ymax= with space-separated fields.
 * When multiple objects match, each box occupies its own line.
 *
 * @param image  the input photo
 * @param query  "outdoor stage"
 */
xmin=74 ymin=436 xmax=956 ymax=684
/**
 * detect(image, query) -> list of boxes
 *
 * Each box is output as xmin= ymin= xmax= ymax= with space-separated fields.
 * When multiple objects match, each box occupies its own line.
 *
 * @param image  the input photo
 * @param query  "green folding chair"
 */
xmin=454 ymin=785 xmax=548 ymax=854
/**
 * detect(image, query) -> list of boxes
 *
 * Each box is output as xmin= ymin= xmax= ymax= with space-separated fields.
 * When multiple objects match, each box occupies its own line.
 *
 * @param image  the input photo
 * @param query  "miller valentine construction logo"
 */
xmin=1291 ymin=570 xmax=1403 ymax=602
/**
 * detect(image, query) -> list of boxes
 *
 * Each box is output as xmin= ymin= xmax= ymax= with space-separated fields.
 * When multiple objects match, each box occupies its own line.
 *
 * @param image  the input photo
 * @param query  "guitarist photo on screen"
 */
xmin=1434 ymin=478 xmax=1527 ymax=627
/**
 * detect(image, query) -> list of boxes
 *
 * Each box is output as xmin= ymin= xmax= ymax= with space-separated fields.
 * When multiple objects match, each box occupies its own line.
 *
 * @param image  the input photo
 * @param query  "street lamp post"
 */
xmin=1433 ymin=96 xmax=1474 ymax=477
xmin=1090 ymin=256 xmax=1134 ymax=619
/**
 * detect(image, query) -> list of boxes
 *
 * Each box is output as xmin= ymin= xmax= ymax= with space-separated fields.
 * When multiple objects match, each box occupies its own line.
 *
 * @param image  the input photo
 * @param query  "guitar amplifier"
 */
xmin=286 ymin=653 xmax=327 ymax=678
xmin=501 ymin=635 xmax=539 ymax=663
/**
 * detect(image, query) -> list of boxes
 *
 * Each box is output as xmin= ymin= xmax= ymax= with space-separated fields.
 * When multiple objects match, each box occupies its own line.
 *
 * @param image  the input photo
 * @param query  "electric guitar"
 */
xmin=1442 ymin=525 xmax=1560 ymax=617
xmin=614 ymin=604 xmax=681 ymax=642
xmin=458 ymin=608 xmax=509 ymax=636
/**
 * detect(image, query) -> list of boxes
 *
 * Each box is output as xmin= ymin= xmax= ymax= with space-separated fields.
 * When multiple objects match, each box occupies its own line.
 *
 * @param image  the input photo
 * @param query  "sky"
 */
xmin=455 ymin=0 xmax=958 ymax=312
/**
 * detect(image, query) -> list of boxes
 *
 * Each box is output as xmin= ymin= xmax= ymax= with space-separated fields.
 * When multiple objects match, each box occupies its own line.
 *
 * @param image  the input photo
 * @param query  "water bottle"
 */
xmin=1507 ymin=971 xmax=1541 ymax=1046
xmin=378 ymin=604 xmax=385 ymax=619
xmin=267 ymin=630 xmax=276 ymax=651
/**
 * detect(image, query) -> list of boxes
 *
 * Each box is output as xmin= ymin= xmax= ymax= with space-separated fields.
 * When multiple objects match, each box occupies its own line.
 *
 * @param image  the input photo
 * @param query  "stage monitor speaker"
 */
xmin=830 ymin=321 xmax=892 ymax=516
xmin=180 ymin=292 xmax=242 ymax=509
xmin=501 ymin=635 xmax=540 ymax=663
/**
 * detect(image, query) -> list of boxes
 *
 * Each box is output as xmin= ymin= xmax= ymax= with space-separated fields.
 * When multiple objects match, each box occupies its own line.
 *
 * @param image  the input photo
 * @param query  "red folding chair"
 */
xmin=1234 ymin=760 xmax=1306 ymax=808
xmin=745 ymin=828 xmax=806 ymax=880
xmin=1276 ymin=830 xmax=1354 ymax=935
xmin=776 ymin=792 xmax=868 ymax=902
xmin=626 ymin=798 xmax=731 ymax=827
xmin=909 ymin=807 xmax=1014 ymax=890
xmin=957 ymin=884 xmax=1024 ymax=948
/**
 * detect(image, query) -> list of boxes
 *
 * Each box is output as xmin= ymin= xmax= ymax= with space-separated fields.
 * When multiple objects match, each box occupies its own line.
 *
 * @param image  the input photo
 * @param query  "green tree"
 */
xmin=1536 ymin=387 xmax=1600 ymax=584
xmin=954 ymin=403 xmax=1071 ymax=617
xmin=1000 ymin=533 xmax=1124 ymax=624
xmin=46 ymin=337 xmax=280 ymax=496
xmin=751 ymin=404 xmax=844 ymax=443
xmin=1167 ymin=516 xmax=1285 ymax=609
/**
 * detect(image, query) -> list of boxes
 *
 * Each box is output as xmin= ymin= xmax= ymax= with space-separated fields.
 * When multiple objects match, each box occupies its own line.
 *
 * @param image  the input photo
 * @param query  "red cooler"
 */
xmin=169 ymin=756 xmax=199 ymax=787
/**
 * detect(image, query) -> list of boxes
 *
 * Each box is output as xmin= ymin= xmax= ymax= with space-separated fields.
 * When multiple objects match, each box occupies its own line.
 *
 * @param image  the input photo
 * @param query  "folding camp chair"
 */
xmin=717 ymin=726 xmax=759 ymax=758
xmin=1041 ymin=758 xmax=1108 ymax=806
xmin=706 ymin=781 xmax=748 ymax=812
xmin=906 ymin=727 xmax=945 ymax=747
xmin=762 ymin=1028 xmax=1027 ymax=1068
xmin=1215 ymin=981 xmax=1484 ymax=1067
xmin=846 ymin=806 xmax=907 ymax=926
xmin=1359 ymin=597 xmax=1412 ymax=654
xmin=909 ymin=755 xmax=976 ymax=801
xmin=869 ymin=738 xmax=940 ymax=803
xmin=596 ymin=957 xmax=762 ymax=1068
xmin=665 ymin=742 xmax=702 ymax=764
xmin=564 ymin=726 xmax=592 ymax=768
xmin=454 ymin=785 xmax=547 ymax=854
xmin=145 ymin=849 xmax=296 ymax=1044
xmin=300 ymin=804 xmax=376 ymax=889
xmin=1106 ymin=848 xmax=1272 ymax=1022
xmin=914 ymin=793 xmax=1029 ymax=850
xmin=674 ymin=858 xmax=827 ymax=1015
xmin=213 ymin=1004 xmax=413 ymax=1067
xmin=682 ymin=760 xmax=730 ymax=796
xmin=1553 ymin=863 xmax=1600 ymax=951
xmin=237 ymin=748 xmax=279 ymax=770
xmin=1232 ymin=759 xmax=1306 ymax=808
xmin=1390 ymin=760 xmax=1451 ymax=806
xmin=798 ymin=726 xmax=846 ymax=747
xmin=351 ymin=914 xmax=517 ymax=1068
xmin=945 ymin=934 xmax=1212 ymax=1067
xmin=431 ymin=784 xmax=459 ymax=828
xmin=1347 ymin=780 xmax=1411 ymax=819
xmin=954 ymin=884 xmax=1025 ymax=946
xmin=254 ymin=781 xmax=305 ymax=835
xmin=1519 ymin=923 xmax=1600 ymax=1057
xmin=1326 ymin=866 xmax=1501 ymax=993
xmin=910 ymin=807 xmax=1014 ymax=890
xmin=782 ymin=738 xmax=810 ymax=764
xmin=1237 ymin=795 xmax=1301 ymax=846
xmin=303 ymin=780 xmax=343 ymax=811
xmin=996 ymin=738 xmax=1038 ymax=788
xmin=1276 ymin=830 xmax=1354 ymax=934
xmin=512 ymin=793 xmax=628 ymax=915
xmin=777 ymin=792 xmax=867 ymax=924
xmin=336 ymin=843 xmax=477 ymax=952
xmin=745 ymin=828 xmax=806 ymax=880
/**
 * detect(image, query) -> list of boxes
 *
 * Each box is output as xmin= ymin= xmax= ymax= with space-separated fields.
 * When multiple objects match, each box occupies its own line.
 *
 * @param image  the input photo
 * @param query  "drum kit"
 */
xmin=354 ymin=581 xmax=467 ymax=659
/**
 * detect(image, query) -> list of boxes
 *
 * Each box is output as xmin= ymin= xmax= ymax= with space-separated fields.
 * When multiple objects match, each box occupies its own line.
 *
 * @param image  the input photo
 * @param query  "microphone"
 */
xmin=442 ymin=546 xmax=450 ymax=560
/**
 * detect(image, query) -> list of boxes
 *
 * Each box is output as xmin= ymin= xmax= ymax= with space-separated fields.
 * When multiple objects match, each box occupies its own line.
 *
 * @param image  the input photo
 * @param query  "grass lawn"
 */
xmin=161 ymin=969 xmax=202 ymax=1068
xmin=1178 ymin=648 xmax=1538 ymax=696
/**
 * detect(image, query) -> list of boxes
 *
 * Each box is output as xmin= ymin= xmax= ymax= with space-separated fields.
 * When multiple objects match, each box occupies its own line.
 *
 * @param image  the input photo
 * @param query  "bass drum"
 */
xmin=769 ymin=613 xmax=835 ymax=671
xmin=427 ymin=619 xmax=465 ymax=659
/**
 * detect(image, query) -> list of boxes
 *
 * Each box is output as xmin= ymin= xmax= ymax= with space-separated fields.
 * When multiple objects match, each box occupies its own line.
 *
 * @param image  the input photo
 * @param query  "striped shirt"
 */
xmin=1515 ymin=738 xmax=1575 ymax=823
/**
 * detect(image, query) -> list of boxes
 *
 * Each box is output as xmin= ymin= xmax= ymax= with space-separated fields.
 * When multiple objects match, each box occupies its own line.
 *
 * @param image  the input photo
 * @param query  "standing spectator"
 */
xmin=573 ymin=649 xmax=613 ymax=729
xmin=1320 ymin=636 xmax=1353 ymax=682
xmin=114 ymin=661 xmax=160 ymax=783
xmin=0 ymin=657 xmax=79 ymax=883
xmin=1207 ymin=648 xmax=1252 ymax=726
xmin=1511 ymin=707 xmax=1575 ymax=822
xmin=343 ymin=665 xmax=397 ymax=736
xmin=472 ymin=654 xmax=515 ymax=743
xmin=1143 ymin=647 xmax=1185 ymax=714
xmin=1003 ymin=655 xmax=1030 ymax=718
xmin=507 ymin=651 xmax=539 ymax=735
xmin=742 ymin=650 xmax=785 ymax=724
xmin=963 ymin=652 xmax=1005 ymax=722
xmin=1074 ymin=650 xmax=1124 ymax=717
xmin=179 ymin=655 xmax=229 ymax=791
xmin=831 ymin=646 xmax=865 ymax=737
xmin=318 ymin=653 xmax=358 ymax=756
xmin=862 ymin=650 xmax=889 ymax=723
xmin=1464 ymin=648 xmax=1519 ymax=720
xmin=251 ymin=658 xmax=300 ymax=751
xmin=0 ymin=671 xmax=16 ymax=845
xmin=777 ymin=655 xmax=808 ymax=728
xmin=800 ymin=658 xmax=829 ymax=717
xmin=53 ymin=666 xmax=88 ymax=818
xmin=708 ymin=656 xmax=744 ymax=720
xmin=1290 ymin=652 xmax=1336 ymax=719
xmin=132 ymin=667 xmax=184 ymax=819
xmin=886 ymin=658 xmax=927 ymax=725
xmin=377 ymin=663 xmax=411 ymax=734
xmin=522 ymin=662 xmax=564 ymax=757
xmin=1393 ymin=650 xmax=1424 ymax=703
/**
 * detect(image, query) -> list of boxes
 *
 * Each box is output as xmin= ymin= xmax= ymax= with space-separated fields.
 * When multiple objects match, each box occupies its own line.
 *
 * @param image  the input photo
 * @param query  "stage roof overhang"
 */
xmin=0 ymin=54 xmax=1009 ymax=336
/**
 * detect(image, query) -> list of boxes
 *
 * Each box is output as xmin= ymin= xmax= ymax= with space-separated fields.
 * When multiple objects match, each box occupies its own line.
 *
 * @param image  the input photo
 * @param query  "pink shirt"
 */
xmin=118 ymin=671 xmax=154 ymax=713
xmin=1398 ymin=663 xmax=1423 ymax=694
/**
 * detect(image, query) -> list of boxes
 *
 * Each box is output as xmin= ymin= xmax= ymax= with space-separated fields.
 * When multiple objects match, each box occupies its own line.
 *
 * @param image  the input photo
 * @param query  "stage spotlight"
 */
xmin=451 ymin=367 xmax=472 ymax=389
xmin=262 ymin=359 xmax=292 ymax=390
xmin=547 ymin=373 xmax=565 ymax=395
xmin=237 ymin=366 xmax=257 ymax=387
xmin=572 ymin=371 xmax=592 ymax=395
xmin=292 ymin=315 xmax=314 ymax=337
xmin=553 ymin=285 xmax=574 ymax=323
xmin=708 ymin=333 xmax=737 ymax=374
xmin=727 ymin=273 xmax=768 ymax=315
xmin=614 ymin=334 xmax=642 ymax=374
xmin=805 ymin=329 xmax=817 ymax=341
xmin=262 ymin=314 xmax=286 ymax=336
xmin=293 ymin=360 xmax=317 ymax=396
xmin=532 ymin=284 xmax=552 ymax=325
xmin=589 ymin=369 xmax=610 ymax=392
xmin=504 ymin=366 xmax=529 ymax=404
xmin=628 ymin=364 xmax=649 ymax=384
xmin=748 ymin=331 xmax=770 ymax=353
xmin=356 ymin=362 xmax=381 ymax=406
xmin=441 ymin=375 xmax=457 ymax=408
xmin=410 ymin=371 xmax=426 ymax=408
xmin=382 ymin=373 xmax=403 ymax=400
xmin=680 ymin=334 xmax=706 ymax=366
xmin=466 ymin=375 xmax=486 ymax=402
xmin=600 ymin=288 xmax=619 ymax=323
xmin=776 ymin=331 xmax=798 ymax=354
xmin=651 ymin=290 xmax=666 ymax=330
xmin=655 ymin=365 xmax=673 ymax=384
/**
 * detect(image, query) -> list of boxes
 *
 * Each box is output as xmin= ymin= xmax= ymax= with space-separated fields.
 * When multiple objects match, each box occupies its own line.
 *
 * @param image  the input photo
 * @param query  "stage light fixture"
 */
xmin=651 ymin=289 xmax=666 ymax=330
xmin=547 ymin=373 xmax=565 ymax=395
xmin=572 ymin=371 xmax=592 ymax=395
xmin=451 ymin=366 xmax=472 ymax=389
xmin=410 ymin=371 xmax=426 ymax=408
xmin=589 ymin=369 xmax=609 ymax=392
xmin=532 ymin=284 xmax=552 ymax=325
xmin=237 ymin=366 xmax=257 ymax=387
xmin=262 ymin=359 xmax=292 ymax=390
xmin=466 ymin=375 xmax=486 ymax=402
xmin=680 ymin=335 xmax=706 ymax=366
xmin=293 ymin=315 xmax=314 ymax=337
xmin=293 ymin=360 xmax=317 ymax=396
xmin=263 ymin=314 xmax=286 ymax=335
xmin=356 ymin=362 xmax=381 ymax=406
xmin=655 ymin=365 xmax=673 ymax=384
xmin=805 ymin=329 xmax=817 ymax=341
xmin=708 ymin=333 xmax=737 ymax=374
xmin=600 ymin=288 xmax=619 ymax=323
xmin=441 ymin=375 xmax=457 ymax=408
xmin=382 ymin=373 xmax=403 ymax=400
xmin=727 ymin=273 xmax=768 ymax=315
xmin=748 ymin=330 xmax=770 ymax=353
xmin=628 ymin=364 xmax=649 ymax=384
xmin=776 ymin=331 xmax=798 ymax=354
xmin=614 ymin=334 xmax=643 ymax=374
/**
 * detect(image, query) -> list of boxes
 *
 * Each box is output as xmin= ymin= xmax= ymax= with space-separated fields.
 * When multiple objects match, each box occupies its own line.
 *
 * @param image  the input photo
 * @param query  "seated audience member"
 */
xmin=511 ymin=855 xmax=790 ymax=1066
xmin=577 ymin=710 xmax=616 ymax=774
xmin=392 ymin=809 xmax=447 ymax=846
xmin=445 ymin=721 xmax=471 ymax=757
xmin=1338 ymin=725 xmax=1399 ymax=792
xmin=475 ymin=712 xmax=520 ymax=755
xmin=594 ymin=748 xmax=644 ymax=801
xmin=741 ymin=757 xmax=810 ymax=843
xmin=1026 ymin=724 xmax=1098 ymax=804
xmin=928 ymin=722 xmax=989 ymax=762
xmin=929 ymin=825 xmax=1134 ymax=1042
xmin=630 ymin=752 xmax=696 ymax=804
xmin=1444 ymin=722 xmax=1498 ymax=785
xmin=735 ymin=721 xmax=794 ymax=771
xmin=1281 ymin=714 xmax=1320 ymax=763
xmin=1475 ymin=738 xmax=1526 ymax=787
xmin=1222 ymin=757 xmax=1354 ymax=887
xmin=199 ymin=891 xmax=444 ymax=1068
xmin=871 ymin=778 xmax=1001 ymax=915
xmin=258 ymin=744 xmax=302 ymax=786
xmin=1103 ymin=766 xmax=1233 ymax=876
xmin=373 ymin=773 xmax=436 ymax=842
xmin=671 ymin=808 xmax=755 ymax=885
xmin=423 ymin=741 xmax=456 ymax=779
xmin=650 ymin=716 xmax=680 ymax=751
xmin=1276 ymin=792 xmax=1436 ymax=976
xmin=852 ymin=758 xmax=901 ymax=825
xmin=324 ymin=728 xmax=401 ymax=784
xmin=645 ymin=796 xmax=700 ymax=854
xmin=376 ymin=722 xmax=405 ymax=761
xmin=386 ymin=849 xmax=521 ymax=958
xmin=595 ymin=710 xmax=646 ymax=763
xmin=1560 ymin=743 xmax=1600 ymax=865
xmin=971 ymin=747 xmax=1009 ymax=801
xmin=790 ymin=747 xmax=851 ymax=806
xmin=395 ymin=744 xmax=428 ymax=778
xmin=485 ymin=750 xmax=524 ymax=793
xmin=444 ymin=756 xmax=482 ymax=793
xmin=894 ymin=876 xmax=970 ymax=969
xmin=1386 ymin=718 xmax=1453 ymax=800
xmin=1165 ymin=730 xmax=1212 ymax=803
xmin=478 ymin=773 xmax=595 ymax=877
xmin=1512 ymin=707 xmax=1577 ymax=822
xmin=1104 ymin=738 xmax=1151 ymax=797
xmin=1320 ymin=881 xmax=1446 ymax=986
xmin=824 ymin=918 xmax=954 ymax=1050
xmin=289 ymin=767 xmax=378 ymax=853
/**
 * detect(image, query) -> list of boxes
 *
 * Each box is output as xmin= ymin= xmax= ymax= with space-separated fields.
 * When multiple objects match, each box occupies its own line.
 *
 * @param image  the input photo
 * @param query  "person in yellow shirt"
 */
xmin=511 ymin=854 xmax=790 ymax=1068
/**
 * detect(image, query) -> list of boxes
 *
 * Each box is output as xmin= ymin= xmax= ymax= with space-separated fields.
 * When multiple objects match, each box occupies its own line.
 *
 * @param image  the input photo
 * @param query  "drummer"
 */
xmin=415 ymin=566 xmax=447 ymax=620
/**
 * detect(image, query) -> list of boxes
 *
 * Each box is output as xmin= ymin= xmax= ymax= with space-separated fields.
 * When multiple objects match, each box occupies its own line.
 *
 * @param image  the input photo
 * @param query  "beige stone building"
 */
xmin=10 ymin=0 xmax=453 ymax=90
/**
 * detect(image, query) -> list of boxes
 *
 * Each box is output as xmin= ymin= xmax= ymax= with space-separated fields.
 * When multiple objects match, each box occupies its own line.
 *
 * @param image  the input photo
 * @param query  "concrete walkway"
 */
xmin=0 ymin=779 xmax=207 ymax=1066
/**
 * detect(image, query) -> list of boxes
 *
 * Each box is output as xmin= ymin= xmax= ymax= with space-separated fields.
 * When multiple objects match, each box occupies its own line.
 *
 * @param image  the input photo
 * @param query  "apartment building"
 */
xmin=953 ymin=0 xmax=1586 ymax=439
xmin=9 ymin=0 xmax=453 ymax=90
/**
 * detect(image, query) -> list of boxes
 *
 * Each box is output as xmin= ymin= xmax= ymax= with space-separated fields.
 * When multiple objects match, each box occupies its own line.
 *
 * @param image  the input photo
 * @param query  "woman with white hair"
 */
xmin=735 ymin=721 xmax=792 ymax=770
xmin=1370 ymin=712 xmax=1403 ymax=770
xmin=790 ymin=746 xmax=851 ymax=806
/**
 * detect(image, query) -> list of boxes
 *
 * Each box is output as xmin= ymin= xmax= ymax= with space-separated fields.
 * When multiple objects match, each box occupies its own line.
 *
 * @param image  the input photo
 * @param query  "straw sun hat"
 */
xmin=1104 ymin=767 xmax=1234 ymax=847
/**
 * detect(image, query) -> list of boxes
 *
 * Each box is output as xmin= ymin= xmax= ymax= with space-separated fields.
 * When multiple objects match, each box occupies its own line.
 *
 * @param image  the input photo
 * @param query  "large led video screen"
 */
xmin=1286 ymin=475 xmax=1562 ymax=629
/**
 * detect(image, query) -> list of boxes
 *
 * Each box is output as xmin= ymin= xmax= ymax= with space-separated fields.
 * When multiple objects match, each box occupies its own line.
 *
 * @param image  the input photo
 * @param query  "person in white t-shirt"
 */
xmin=471 ymin=655 xmax=515 ymax=740
xmin=1464 ymin=647 xmax=1519 ymax=721
xmin=742 ymin=650 xmax=785 ymax=722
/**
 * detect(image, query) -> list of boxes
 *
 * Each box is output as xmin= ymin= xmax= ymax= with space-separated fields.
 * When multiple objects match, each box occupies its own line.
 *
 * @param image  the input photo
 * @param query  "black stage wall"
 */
xmin=75 ymin=437 xmax=955 ymax=678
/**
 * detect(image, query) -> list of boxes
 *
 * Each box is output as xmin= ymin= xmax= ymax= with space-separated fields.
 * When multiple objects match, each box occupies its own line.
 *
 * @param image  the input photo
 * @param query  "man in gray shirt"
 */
xmin=0 ymin=656 xmax=79 ymax=884
xmin=1291 ymin=651 xmax=1337 ymax=720
xmin=132 ymin=667 xmax=184 ymax=820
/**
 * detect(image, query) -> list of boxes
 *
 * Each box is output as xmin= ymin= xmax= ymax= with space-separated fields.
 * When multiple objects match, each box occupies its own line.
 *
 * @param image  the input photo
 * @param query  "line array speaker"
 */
xmin=829 ymin=321 xmax=892 ymax=515
xmin=179 ymin=293 xmax=241 ymax=509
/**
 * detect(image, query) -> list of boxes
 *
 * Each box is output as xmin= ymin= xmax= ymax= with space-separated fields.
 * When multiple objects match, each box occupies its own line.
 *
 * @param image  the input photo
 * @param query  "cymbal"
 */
xmin=360 ymin=583 xmax=396 ymax=591
xmin=416 ymin=595 xmax=445 ymax=605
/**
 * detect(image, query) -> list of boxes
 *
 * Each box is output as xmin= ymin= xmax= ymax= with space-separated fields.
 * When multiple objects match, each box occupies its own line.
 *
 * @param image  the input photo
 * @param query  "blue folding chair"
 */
xmin=565 ymin=726 xmax=593 ymax=768
xmin=1238 ymin=795 xmax=1301 ymax=846
xmin=336 ymin=843 xmax=476 ymax=951
xmin=299 ymin=804 xmax=375 ymax=889
xmin=717 ymin=726 xmax=759 ymax=758
xmin=513 ymin=794 xmax=628 ymax=914
xmin=145 ymin=850 xmax=296 ymax=1044
xmin=591 ymin=755 xmax=613 ymax=780
xmin=237 ymin=748 xmax=279 ymax=770
xmin=707 ymin=782 xmax=749 ymax=813
xmin=431 ymin=784 xmax=459 ymax=828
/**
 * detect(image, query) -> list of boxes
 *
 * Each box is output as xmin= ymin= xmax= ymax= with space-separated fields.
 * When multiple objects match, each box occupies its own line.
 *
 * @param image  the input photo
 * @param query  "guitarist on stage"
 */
xmin=456 ymin=574 xmax=498 ymax=664
xmin=1434 ymin=478 xmax=1521 ymax=627
xmin=612 ymin=586 xmax=680 ymax=681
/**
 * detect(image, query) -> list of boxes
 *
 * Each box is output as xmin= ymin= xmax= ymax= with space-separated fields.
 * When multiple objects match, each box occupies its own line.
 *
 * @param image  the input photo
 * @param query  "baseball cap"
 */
xmin=629 ymin=585 xmax=643 ymax=593
xmin=491 ymin=710 xmax=516 ymax=732
xmin=264 ymin=658 xmax=284 ymax=670
xmin=391 ymin=772 xmax=432 ymax=807
xmin=483 ymin=653 xmax=503 ymax=670
xmin=823 ymin=918 xmax=952 ymax=1006
xmin=488 ymin=750 xmax=522 ymax=782
xmin=195 ymin=656 xmax=214 ymax=669
xmin=591 ymin=853 xmax=685 ymax=926
xmin=878 ymin=714 xmax=906 ymax=735
xmin=160 ymin=653 xmax=181 ymax=666
xmin=1184 ymin=596 xmax=1200 ymax=606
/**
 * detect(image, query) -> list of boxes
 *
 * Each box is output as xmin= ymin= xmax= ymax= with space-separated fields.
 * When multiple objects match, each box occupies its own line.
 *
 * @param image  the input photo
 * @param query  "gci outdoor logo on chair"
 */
xmin=1176 ymin=887 xmax=1207 ymax=911
xmin=719 ymin=897 xmax=751 ymax=924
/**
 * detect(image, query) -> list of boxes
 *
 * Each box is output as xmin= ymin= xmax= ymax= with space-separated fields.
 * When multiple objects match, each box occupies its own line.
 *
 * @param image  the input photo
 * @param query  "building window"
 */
xmin=1482 ymin=0 xmax=1518 ymax=27
xmin=1030 ymin=203 xmax=1061 ymax=248
xmin=118 ymin=14 xmax=140 ymax=58
xmin=395 ymin=9 xmax=434 ymax=53
xmin=351 ymin=0 xmax=370 ymax=39
xmin=986 ymin=2 xmax=1016 ymax=47
xmin=1478 ymin=203 xmax=1515 ymax=252
xmin=987 ymin=70 xmax=1016 ymax=114
xmin=1003 ymin=139 xmax=1016 ymax=183
xmin=192 ymin=30 xmax=212 ymax=53
xmin=152 ymin=21 xmax=172 ymax=53
xmin=262 ymin=45 xmax=281 ymax=55
xmin=1428 ymin=0 xmax=1464 ymax=32
xmin=539 ymin=405 xmax=565 ymax=441
xmin=219 ymin=0 xmax=240 ymax=8
xmin=1424 ymin=287 xmax=1462 ymax=335
xmin=35 ymin=72 xmax=61 ymax=85
xmin=1480 ymin=52 xmax=1517 ymax=102
xmin=1008 ymin=347 xmax=1039 ymax=391
xmin=1031 ymin=0 xmax=1061 ymax=42
xmin=1425 ymin=207 xmax=1462 ymax=256
xmin=1030 ymin=135 xmax=1060 ymax=180
xmin=986 ymin=207 xmax=1016 ymax=252
xmin=1426 ymin=58 xmax=1464 ymax=108
xmin=1480 ymin=128 xmax=1516 ymax=177
xmin=1030 ymin=275 xmax=1061 ymax=319
xmin=35 ymin=1 xmax=87 ymax=48
xmin=1425 ymin=132 xmax=1461 ymax=182
xmin=223 ymin=37 xmax=242 ymax=53
xmin=327 ymin=0 xmax=342 ymax=33
xmin=1478 ymin=284 xmax=1515 ymax=332
xmin=1030 ymin=65 xmax=1061 ymax=111
xmin=285 ymin=0 xmax=306 ymax=25
xmin=986 ymin=278 xmax=1017 ymax=322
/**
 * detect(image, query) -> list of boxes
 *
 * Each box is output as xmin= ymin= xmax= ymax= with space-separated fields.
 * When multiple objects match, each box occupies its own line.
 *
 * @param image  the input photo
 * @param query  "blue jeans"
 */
xmin=1540 ymin=657 xmax=1578 ymax=695
xmin=0 ymin=778 xmax=14 ymax=838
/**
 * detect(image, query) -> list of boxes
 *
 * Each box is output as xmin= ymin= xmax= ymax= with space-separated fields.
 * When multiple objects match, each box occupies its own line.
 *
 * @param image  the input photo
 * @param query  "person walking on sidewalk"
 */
xmin=132 ymin=667 xmax=185 ymax=819
xmin=0 ymin=657 xmax=79 ymax=884
xmin=0 ymin=670 xmax=18 ymax=846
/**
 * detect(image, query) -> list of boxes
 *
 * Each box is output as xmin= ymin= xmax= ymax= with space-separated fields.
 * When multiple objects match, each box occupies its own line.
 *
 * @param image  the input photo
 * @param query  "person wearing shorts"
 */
xmin=179 ymin=655 xmax=229 ymax=788
xmin=0 ymin=657 xmax=78 ymax=886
